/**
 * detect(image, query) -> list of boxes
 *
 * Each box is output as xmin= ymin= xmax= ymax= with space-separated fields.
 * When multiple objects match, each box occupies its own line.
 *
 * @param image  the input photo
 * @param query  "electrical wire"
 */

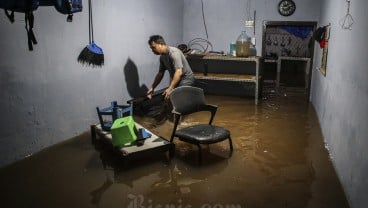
xmin=177 ymin=0 xmax=212 ymax=54
xmin=189 ymin=43 xmax=206 ymax=52
xmin=187 ymin=38 xmax=213 ymax=53
xmin=201 ymin=0 xmax=208 ymax=39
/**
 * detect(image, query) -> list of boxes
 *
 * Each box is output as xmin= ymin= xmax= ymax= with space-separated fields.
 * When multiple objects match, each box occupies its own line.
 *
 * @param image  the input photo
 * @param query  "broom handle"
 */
xmin=89 ymin=0 xmax=94 ymax=44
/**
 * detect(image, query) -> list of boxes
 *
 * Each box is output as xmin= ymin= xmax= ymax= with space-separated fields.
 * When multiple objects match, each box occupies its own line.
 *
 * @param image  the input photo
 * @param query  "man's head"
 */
xmin=148 ymin=35 xmax=168 ymax=55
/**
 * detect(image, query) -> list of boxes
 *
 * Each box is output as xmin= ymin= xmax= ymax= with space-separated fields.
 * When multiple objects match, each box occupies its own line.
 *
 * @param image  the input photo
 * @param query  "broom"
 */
xmin=78 ymin=0 xmax=104 ymax=66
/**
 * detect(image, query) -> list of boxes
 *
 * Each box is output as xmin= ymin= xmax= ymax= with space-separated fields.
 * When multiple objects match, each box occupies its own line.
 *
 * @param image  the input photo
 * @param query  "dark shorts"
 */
xmin=178 ymin=74 xmax=195 ymax=87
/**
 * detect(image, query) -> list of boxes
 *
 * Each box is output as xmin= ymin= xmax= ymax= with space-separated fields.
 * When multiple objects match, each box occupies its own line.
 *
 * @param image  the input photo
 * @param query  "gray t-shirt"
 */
xmin=159 ymin=46 xmax=194 ymax=86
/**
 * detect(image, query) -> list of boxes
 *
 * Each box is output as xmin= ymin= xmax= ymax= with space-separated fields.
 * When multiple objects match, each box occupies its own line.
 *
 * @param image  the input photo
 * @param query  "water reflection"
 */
xmin=0 ymin=86 xmax=349 ymax=208
xmin=90 ymin=133 xmax=229 ymax=207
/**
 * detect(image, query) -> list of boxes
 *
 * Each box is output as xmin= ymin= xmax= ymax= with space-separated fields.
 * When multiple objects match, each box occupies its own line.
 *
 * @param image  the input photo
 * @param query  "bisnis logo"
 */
xmin=127 ymin=194 xmax=242 ymax=208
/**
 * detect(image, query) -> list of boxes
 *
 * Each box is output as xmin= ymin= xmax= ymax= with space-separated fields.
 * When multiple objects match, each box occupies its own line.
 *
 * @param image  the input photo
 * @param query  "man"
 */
xmin=147 ymin=35 xmax=194 ymax=100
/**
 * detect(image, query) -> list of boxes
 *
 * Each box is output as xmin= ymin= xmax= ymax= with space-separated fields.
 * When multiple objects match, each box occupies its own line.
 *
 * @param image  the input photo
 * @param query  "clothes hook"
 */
xmin=339 ymin=0 xmax=354 ymax=30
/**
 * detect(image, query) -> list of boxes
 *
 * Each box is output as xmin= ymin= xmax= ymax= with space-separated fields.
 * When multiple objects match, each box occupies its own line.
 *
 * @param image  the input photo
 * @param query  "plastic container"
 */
xmin=249 ymin=43 xmax=257 ymax=56
xmin=111 ymin=116 xmax=137 ymax=147
xmin=236 ymin=31 xmax=251 ymax=57
xmin=229 ymin=42 xmax=236 ymax=56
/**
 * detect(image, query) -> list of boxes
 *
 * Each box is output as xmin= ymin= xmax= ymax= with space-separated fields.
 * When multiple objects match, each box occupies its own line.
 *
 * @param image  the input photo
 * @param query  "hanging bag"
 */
xmin=54 ymin=0 xmax=83 ymax=22
xmin=0 ymin=0 xmax=39 ymax=51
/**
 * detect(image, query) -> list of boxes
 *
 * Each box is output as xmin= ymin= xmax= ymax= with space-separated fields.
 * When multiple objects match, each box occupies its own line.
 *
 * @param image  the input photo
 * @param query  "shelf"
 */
xmin=188 ymin=56 xmax=263 ymax=105
xmin=264 ymin=59 xmax=278 ymax=63
xmin=203 ymin=55 xmax=262 ymax=62
xmin=194 ymin=72 xmax=259 ymax=83
xmin=276 ymin=56 xmax=311 ymax=89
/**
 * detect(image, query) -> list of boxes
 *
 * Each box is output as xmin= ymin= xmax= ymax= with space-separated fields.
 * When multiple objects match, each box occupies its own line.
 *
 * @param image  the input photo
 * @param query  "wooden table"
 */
xmin=90 ymin=122 xmax=174 ymax=162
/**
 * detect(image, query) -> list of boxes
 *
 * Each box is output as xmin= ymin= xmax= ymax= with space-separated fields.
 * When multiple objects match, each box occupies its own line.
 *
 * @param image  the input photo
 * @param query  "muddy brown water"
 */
xmin=0 ymin=88 xmax=349 ymax=208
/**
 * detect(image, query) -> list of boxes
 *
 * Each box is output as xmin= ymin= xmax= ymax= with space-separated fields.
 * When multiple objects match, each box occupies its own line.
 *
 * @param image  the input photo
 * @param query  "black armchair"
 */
xmin=169 ymin=86 xmax=233 ymax=164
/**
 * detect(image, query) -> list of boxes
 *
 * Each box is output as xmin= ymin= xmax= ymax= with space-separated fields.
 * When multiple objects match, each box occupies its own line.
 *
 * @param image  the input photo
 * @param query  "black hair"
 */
xmin=148 ymin=35 xmax=166 ymax=45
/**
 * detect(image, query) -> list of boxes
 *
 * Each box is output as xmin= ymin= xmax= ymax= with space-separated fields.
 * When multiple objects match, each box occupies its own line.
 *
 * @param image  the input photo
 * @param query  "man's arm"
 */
xmin=163 ymin=68 xmax=183 ymax=99
xmin=147 ymin=72 xmax=164 ymax=99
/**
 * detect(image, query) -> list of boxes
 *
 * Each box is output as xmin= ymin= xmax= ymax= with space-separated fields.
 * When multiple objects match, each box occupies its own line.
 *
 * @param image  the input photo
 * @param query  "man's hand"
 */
xmin=162 ymin=87 xmax=173 ymax=100
xmin=162 ymin=68 xmax=182 ymax=100
xmin=146 ymin=87 xmax=154 ymax=99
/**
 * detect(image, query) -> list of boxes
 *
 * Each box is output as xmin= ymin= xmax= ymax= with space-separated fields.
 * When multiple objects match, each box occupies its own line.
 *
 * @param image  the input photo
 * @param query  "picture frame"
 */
xmin=320 ymin=26 xmax=331 ymax=76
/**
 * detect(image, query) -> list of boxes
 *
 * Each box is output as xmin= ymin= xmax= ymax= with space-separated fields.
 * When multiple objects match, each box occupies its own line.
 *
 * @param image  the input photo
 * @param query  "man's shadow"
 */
xmin=123 ymin=58 xmax=170 ymax=122
xmin=123 ymin=58 xmax=148 ymax=99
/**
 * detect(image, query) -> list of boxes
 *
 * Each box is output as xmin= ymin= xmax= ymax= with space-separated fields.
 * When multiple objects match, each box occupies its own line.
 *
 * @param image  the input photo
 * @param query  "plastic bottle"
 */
xmin=229 ymin=42 xmax=236 ymax=56
xmin=236 ymin=31 xmax=251 ymax=57
xmin=248 ymin=44 xmax=256 ymax=56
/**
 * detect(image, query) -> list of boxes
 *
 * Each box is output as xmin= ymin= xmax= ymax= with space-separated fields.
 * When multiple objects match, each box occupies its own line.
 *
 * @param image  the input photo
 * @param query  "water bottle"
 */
xmin=236 ymin=31 xmax=251 ymax=57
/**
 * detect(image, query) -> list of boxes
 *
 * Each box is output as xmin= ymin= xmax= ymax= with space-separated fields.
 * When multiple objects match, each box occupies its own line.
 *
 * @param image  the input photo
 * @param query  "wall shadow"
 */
xmin=123 ymin=58 xmax=148 ymax=99
xmin=123 ymin=58 xmax=171 ymax=122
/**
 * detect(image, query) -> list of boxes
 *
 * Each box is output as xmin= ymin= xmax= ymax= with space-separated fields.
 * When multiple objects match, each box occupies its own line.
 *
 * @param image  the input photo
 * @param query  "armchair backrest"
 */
xmin=169 ymin=86 xmax=206 ymax=115
xmin=169 ymin=86 xmax=220 ymax=142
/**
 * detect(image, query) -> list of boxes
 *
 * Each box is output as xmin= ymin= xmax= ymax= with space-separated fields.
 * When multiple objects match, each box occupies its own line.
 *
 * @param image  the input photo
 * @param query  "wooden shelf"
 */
xmin=194 ymin=72 xmax=260 ymax=83
xmin=189 ymin=56 xmax=263 ymax=105
xmin=203 ymin=55 xmax=262 ymax=62
xmin=276 ymin=56 xmax=311 ymax=89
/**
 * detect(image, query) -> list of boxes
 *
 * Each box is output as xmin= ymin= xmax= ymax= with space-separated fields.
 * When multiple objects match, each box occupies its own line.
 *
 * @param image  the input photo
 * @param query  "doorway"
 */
xmin=262 ymin=21 xmax=317 ymax=97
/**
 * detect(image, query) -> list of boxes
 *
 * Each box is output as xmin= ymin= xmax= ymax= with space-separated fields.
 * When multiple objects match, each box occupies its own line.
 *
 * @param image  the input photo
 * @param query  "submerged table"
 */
xmin=90 ymin=122 xmax=174 ymax=161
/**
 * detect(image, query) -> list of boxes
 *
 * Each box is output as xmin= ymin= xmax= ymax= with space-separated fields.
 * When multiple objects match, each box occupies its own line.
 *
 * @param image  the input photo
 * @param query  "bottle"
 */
xmin=229 ymin=42 xmax=236 ymax=56
xmin=236 ymin=31 xmax=251 ymax=57
xmin=249 ymin=44 xmax=257 ymax=56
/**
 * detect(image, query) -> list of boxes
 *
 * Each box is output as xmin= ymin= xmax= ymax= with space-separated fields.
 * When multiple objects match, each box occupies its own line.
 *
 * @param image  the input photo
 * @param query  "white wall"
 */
xmin=183 ymin=0 xmax=321 ymax=54
xmin=311 ymin=0 xmax=368 ymax=208
xmin=2 ymin=0 xmax=368 ymax=207
xmin=0 ymin=0 xmax=183 ymax=167
xmin=184 ymin=1 xmax=368 ymax=208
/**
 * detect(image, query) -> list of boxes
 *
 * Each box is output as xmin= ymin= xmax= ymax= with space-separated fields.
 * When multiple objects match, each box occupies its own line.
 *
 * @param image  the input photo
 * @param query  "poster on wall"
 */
xmin=320 ymin=26 xmax=331 ymax=76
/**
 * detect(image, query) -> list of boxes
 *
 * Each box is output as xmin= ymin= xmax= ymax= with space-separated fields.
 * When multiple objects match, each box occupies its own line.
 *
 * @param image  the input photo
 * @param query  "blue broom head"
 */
xmin=78 ymin=41 xmax=104 ymax=67
xmin=87 ymin=42 xmax=104 ymax=55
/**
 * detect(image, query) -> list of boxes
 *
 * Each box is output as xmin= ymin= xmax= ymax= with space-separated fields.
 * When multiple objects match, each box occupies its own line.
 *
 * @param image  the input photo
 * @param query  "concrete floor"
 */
xmin=0 ymin=88 xmax=349 ymax=208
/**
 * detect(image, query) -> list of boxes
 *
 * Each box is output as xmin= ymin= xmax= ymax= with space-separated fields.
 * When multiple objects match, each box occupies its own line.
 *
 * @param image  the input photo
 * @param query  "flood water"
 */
xmin=0 ymin=87 xmax=349 ymax=208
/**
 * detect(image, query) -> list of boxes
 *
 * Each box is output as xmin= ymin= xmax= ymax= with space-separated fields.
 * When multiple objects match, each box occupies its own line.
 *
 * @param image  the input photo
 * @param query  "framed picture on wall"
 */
xmin=320 ymin=26 xmax=331 ymax=76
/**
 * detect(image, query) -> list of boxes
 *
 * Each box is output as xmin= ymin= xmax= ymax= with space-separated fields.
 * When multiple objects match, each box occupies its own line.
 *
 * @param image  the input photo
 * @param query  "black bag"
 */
xmin=54 ymin=0 xmax=83 ymax=22
xmin=314 ymin=26 xmax=326 ymax=43
xmin=0 ymin=0 xmax=39 ymax=15
xmin=0 ymin=0 xmax=39 ymax=51
xmin=1 ymin=0 xmax=83 ymax=51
